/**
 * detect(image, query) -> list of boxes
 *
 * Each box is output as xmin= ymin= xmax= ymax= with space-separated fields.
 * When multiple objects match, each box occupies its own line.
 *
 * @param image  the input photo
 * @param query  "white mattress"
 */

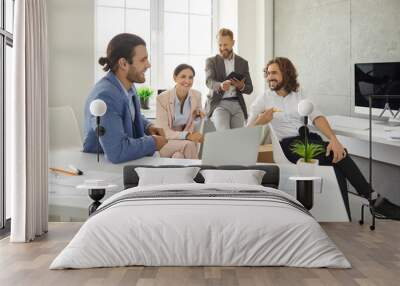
xmin=50 ymin=183 xmax=350 ymax=269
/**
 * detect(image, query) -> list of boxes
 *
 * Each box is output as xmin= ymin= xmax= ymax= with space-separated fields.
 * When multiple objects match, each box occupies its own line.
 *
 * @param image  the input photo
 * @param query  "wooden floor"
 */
xmin=0 ymin=221 xmax=399 ymax=286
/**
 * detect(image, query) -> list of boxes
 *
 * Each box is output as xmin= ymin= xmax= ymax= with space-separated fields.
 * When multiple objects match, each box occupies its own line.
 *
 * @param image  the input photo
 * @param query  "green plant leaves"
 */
xmin=290 ymin=140 xmax=325 ymax=163
xmin=136 ymin=87 xmax=154 ymax=100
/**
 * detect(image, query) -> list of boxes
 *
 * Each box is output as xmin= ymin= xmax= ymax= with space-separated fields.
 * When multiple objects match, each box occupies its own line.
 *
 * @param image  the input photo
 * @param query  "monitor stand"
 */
xmin=379 ymin=102 xmax=395 ymax=117
xmin=388 ymin=107 xmax=400 ymax=126
xmin=395 ymin=107 xmax=400 ymax=119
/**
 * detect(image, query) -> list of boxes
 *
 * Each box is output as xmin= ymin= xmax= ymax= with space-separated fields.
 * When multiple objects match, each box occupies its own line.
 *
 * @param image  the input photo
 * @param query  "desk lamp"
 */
xmin=89 ymin=99 xmax=107 ymax=162
xmin=83 ymin=99 xmax=110 ymax=215
xmin=298 ymin=99 xmax=314 ymax=154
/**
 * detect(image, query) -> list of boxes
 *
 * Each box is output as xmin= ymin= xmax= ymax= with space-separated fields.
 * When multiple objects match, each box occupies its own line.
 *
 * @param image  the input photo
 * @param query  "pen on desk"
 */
xmin=68 ymin=165 xmax=84 ymax=175
xmin=49 ymin=167 xmax=79 ymax=176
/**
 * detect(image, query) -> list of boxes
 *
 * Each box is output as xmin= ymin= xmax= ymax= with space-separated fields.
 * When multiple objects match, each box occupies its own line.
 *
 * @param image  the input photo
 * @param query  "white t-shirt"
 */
xmin=247 ymin=90 xmax=323 ymax=140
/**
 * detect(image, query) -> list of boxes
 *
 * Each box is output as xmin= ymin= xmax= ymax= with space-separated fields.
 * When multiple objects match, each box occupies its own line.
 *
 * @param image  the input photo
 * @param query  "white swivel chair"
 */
xmin=268 ymin=124 xmax=293 ymax=165
xmin=49 ymin=106 xmax=83 ymax=151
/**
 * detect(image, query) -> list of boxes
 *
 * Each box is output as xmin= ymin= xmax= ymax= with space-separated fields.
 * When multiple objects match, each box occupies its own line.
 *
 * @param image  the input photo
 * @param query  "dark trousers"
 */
xmin=280 ymin=132 xmax=372 ymax=220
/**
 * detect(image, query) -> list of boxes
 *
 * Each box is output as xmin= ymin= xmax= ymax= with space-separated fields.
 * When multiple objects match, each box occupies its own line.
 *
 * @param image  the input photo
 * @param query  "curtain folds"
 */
xmin=9 ymin=0 xmax=49 ymax=242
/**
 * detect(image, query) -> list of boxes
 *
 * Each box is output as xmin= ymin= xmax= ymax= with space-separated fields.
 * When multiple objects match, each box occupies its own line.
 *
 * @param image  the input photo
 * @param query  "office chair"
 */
xmin=268 ymin=124 xmax=293 ymax=164
xmin=49 ymin=106 xmax=82 ymax=150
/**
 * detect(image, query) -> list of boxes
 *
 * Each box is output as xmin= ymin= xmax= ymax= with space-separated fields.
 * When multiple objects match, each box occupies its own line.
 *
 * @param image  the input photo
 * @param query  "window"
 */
xmin=0 ymin=0 xmax=14 ymax=232
xmin=95 ymin=0 xmax=151 ymax=82
xmin=162 ymin=0 xmax=213 ymax=96
xmin=95 ymin=0 xmax=217 ymax=111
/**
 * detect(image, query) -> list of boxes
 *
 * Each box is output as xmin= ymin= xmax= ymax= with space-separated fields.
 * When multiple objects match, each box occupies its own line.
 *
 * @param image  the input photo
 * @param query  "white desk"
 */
xmin=326 ymin=115 xmax=400 ymax=166
xmin=49 ymin=148 xmax=349 ymax=222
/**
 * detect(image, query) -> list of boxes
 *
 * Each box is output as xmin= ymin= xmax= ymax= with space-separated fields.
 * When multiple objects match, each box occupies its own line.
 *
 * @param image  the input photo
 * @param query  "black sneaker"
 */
xmin=372 ymin=197 xmax=400 ymax=220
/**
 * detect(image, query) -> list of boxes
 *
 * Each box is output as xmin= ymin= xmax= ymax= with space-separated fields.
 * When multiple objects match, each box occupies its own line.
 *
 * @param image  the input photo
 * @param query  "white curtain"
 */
xmin=8 ymin=0 xmax=49 ymax=242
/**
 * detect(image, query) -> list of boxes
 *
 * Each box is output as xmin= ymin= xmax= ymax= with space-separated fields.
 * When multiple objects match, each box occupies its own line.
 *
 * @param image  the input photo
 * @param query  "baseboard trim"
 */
xmin=0 ymin=218 xmax=11 ymax=239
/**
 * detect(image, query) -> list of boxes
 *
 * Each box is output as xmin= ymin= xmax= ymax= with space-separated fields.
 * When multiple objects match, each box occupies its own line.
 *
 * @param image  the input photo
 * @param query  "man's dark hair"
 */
xmin=173 ymin=64 xmax=196 ymax=77
xmin=98 ymin=33 xmax=146 ymax=72
xmin=266 ymin=57 xmax=300 ymax=93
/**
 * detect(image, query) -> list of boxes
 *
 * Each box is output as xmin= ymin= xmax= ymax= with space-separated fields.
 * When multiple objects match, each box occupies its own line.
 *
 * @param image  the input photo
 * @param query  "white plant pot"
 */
xmin=296 ymin=158 xmax=319 ymax=177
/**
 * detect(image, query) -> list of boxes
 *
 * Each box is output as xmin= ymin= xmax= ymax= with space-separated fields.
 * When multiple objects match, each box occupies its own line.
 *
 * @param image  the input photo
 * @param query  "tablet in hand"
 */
xmin=226 ymin=71 xmax=244 ymax=81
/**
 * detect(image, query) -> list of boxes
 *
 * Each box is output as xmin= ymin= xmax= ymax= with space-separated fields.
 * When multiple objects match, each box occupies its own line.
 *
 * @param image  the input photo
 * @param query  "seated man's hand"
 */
xmin=147 ymin=125 xmax=165 ymax=137
xmin=326 ymin=137 xmax=347 ymax=163
xmin=255 ymin=108 xmax=274 ymax=126
xmin=220 ymin=80 xmax=232 ymax=92
xmin=152 ymin=135 xmax=168 ymax=151
xmin=186 ymin=132 xmax=203 ymax=143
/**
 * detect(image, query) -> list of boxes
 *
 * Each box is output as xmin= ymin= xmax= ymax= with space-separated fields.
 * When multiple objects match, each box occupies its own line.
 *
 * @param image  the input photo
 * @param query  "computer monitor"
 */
xmin=354 ymin=62 xmax=400 ymax=117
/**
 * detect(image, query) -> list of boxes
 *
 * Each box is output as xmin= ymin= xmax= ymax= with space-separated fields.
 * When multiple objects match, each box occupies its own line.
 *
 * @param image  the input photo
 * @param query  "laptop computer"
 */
xmin=201 ymin=126 xmax=262 ymax=165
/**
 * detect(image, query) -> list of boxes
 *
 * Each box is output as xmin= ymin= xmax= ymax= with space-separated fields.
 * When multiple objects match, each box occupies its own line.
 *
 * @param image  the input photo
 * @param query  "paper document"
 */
xmin=49 ymin=170 xmax=123 ymax=188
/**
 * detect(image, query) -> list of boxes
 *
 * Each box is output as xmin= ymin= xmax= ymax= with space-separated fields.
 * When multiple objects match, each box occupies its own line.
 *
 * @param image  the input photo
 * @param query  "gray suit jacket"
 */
xmin=205 ymin=54 xmax=253 ymax=119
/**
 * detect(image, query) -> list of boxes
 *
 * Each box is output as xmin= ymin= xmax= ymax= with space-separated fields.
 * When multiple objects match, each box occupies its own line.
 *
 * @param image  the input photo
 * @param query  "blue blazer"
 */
xmin=83 ymin=72 xmax=156 ymax=163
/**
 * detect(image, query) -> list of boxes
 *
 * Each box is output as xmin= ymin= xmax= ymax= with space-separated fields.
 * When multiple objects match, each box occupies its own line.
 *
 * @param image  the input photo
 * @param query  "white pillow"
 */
xmin=135 ymin=167 xmax=201 ymax=186
xmin=200 ymin=169 xmax=266 ymax=185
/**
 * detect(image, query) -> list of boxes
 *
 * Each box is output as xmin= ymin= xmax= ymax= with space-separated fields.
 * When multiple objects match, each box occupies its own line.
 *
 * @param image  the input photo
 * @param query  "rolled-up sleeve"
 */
xmin=309 ymin=103 xmax=324 ymax=123
xmin=247 ymin=93 xmax=268 ymax=126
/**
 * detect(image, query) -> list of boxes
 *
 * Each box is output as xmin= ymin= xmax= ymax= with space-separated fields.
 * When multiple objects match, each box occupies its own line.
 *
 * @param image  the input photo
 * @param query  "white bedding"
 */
xmin=50 ymin=183 xmax=350 ymax=269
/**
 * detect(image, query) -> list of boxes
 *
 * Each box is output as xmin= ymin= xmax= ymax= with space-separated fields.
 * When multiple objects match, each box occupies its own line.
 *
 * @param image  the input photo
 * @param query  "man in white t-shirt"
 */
xmin=248 ymin=57 xmax=400 ymax=220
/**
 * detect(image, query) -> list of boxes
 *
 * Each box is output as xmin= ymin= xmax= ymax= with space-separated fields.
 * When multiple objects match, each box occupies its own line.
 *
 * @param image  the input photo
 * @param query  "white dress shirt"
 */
xmin=173 ymin=92 xmax=192 ymax=140
xmin=222 ymin=54 xmax=237 ymax=98
xmin=247 ymin=90 xmax=323 ymax=140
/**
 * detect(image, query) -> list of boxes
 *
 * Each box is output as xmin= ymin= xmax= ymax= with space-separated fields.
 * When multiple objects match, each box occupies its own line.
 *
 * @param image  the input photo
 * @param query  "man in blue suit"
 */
xmin=83 ymin=33 xmax=167 ymax=163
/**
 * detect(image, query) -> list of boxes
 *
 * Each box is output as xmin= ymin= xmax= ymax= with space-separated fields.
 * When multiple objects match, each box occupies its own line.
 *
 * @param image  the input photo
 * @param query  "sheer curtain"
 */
xmin=8 ymin=0 xmax=48 ymax=242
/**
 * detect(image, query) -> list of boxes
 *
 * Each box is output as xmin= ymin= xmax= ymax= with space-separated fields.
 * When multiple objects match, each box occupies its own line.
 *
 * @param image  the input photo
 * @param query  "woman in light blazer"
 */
xmin=156 ymin=64 xmax=205 ymax=159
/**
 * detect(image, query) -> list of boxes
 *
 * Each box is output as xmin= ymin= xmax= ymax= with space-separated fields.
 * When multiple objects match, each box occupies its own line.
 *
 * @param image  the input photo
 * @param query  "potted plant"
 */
xmin=290 ymin=139 xmax=325 ymax=176
xmin=136 ymin=86 xmax=154 ymax=110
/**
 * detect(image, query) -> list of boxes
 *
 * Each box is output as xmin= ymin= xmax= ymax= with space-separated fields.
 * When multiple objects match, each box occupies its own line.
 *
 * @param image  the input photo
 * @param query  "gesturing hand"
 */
xmin=255 ymin=108 xmax=274 ymax=126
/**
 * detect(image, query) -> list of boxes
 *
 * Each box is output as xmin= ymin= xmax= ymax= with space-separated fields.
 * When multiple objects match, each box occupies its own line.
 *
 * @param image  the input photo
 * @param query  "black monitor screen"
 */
xmin=355 ymin=62 xmax=400 ymax=111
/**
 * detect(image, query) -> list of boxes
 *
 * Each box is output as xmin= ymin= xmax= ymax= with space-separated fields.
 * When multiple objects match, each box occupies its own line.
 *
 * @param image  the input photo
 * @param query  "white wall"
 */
xmin=274 ymin=0 xmax=400 ymax=116
xmin=47 ymin=0 xmax=94 ymax=136
xmin=218 ymin=0 xmax=238 ymax=46
xmin=350 ymin=0 xmax=400 ymax=116
xmin=237 ymin=0 xmax=263 ymax=99
xmin=236 ymin=0 xmax=272 ymax=109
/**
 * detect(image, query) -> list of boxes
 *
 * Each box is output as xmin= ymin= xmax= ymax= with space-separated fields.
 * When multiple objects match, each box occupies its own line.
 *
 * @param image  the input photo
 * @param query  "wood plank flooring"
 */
xmin=0 ymin=221 xmax=399 ymax=286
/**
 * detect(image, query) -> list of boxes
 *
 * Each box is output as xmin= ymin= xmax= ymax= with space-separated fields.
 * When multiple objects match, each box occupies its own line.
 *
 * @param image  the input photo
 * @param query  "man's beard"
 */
xmin=220 ymin=48 xmax=233 ymax=59
xmin=127 ymin=66 xmax=146 ymax=83
xmin=268 ymin=80 xmax=284 ymax=91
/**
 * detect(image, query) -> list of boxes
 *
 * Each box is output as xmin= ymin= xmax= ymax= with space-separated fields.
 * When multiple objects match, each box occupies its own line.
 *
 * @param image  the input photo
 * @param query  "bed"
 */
xmin=50 ymin=165 xmax=350 ymax=269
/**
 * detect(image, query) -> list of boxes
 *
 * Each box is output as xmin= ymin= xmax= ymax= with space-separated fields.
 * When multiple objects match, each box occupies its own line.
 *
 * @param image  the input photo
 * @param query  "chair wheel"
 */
xmin=358 ymin=220 xmax=363 ymax=225
xmin=370 ymin=225 xmax=375 ymax=231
